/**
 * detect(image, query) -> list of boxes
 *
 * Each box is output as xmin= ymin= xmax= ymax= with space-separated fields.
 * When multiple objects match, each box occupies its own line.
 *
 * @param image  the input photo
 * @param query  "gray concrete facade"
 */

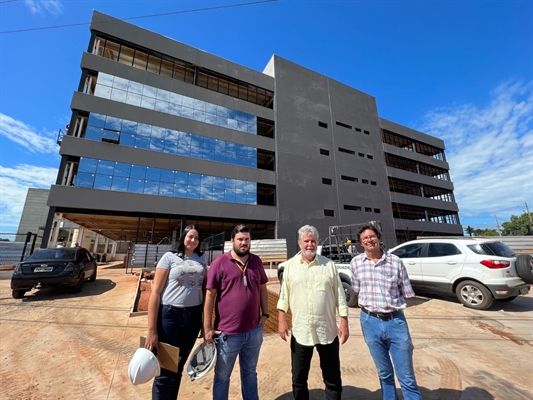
xmin=43 ymin=10 xmax=463 ymax=256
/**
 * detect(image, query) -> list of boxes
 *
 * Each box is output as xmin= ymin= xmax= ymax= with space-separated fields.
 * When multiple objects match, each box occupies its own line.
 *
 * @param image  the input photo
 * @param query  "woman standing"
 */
xmin=145 ymin=225 xmax=206 ymax=399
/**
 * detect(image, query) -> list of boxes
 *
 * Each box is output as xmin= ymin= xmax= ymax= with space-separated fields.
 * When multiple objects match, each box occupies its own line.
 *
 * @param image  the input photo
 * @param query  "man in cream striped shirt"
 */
xmin=277 ymin=225 xmax=349 ymax=400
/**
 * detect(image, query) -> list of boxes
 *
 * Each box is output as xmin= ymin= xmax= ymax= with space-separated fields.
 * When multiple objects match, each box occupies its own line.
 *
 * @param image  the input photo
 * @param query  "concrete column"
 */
xmin=93 ymin=233 xmax=99 ymax=253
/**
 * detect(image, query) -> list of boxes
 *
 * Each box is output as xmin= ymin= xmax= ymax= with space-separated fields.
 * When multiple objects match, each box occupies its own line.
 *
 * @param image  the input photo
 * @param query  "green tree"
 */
xmin=0 ymin=238 xmax=11 ymax=242
xmin=501 ymin=212 xmax=533 ymax=236
xmin=472 ymin=228 xmax=499 ymax=236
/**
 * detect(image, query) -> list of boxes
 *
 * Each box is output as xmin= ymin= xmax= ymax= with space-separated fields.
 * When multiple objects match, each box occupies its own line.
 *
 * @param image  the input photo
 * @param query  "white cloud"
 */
xmin=24 ymin=0 xmax=63 ymax=16
xmin=418 ymin=79 xmax=533 ymax=228
xmin=0 ymin=113 xmax=58 ymax=155
xmin=0 ymin=164 xmax=58 ymax=233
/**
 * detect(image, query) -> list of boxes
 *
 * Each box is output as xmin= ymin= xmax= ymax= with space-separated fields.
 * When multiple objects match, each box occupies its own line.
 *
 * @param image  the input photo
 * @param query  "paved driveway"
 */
xmin=0 ymin=263 xmax=531 ymax=399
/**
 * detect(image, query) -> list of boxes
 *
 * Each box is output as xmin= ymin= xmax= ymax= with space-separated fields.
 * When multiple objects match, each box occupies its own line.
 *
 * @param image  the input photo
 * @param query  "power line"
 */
xmin=0 ymin=0 xmax=277 ymax=34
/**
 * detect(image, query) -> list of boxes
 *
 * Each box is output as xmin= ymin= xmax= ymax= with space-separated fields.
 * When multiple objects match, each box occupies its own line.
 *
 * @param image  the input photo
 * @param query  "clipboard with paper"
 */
xmin=139 ymin=336 xmax=180 ymax=372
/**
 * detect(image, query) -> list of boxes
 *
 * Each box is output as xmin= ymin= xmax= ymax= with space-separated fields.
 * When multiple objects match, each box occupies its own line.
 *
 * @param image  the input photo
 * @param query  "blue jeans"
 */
xmin=360 ymin=311 xmax=421 ymax=400
xmin=213 ymin=324 xmax=263 ymax=400
xmin=152 ymin=304 xmax=203 ymax=400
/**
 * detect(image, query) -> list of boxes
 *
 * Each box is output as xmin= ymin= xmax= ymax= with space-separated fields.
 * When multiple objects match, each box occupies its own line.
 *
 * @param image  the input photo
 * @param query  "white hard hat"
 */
xmin=128 ymin=348 xmax=161 ymax=385
xmin=187 ymin=342 xmax=217 ymax=381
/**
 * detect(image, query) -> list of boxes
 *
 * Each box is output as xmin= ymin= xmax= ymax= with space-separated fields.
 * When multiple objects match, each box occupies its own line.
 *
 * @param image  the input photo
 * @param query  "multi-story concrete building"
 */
xmin=43 ymin=11 xmax=463 ymax=256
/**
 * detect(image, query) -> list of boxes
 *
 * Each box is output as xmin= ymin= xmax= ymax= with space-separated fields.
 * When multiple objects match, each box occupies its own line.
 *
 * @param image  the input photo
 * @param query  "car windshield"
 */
xmin=25 ymin=249 xmax=77 ymax=261
xmin=467 ymin=242 xmax=517 ymax=257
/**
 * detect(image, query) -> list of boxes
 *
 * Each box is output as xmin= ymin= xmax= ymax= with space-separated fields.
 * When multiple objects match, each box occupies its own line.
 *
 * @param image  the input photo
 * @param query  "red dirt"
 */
xmin=136 ymin=272 xmax=154 ymax=312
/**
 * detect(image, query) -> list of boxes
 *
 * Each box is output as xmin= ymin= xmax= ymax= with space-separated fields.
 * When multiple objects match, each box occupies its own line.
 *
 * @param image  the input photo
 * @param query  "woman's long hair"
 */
xmin=176 ymin=224 xmax=203 ymax=257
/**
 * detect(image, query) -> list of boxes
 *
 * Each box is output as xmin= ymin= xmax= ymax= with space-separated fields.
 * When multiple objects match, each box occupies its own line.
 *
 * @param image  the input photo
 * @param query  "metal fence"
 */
xmin=0 ymin=232 xmax=38 ymax=265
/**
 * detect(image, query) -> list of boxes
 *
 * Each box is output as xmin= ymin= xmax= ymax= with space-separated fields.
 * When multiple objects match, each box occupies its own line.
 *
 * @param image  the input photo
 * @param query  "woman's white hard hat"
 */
xmin=128 ymin=348 xmax=161 ymax=385
xmin=187 ymin=342 xmax=217 ymax=381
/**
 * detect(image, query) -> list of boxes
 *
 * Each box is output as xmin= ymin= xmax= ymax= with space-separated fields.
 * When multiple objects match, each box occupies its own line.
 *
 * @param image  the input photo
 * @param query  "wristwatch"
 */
xmin=261 ymin=312 xmax=270 ymax=319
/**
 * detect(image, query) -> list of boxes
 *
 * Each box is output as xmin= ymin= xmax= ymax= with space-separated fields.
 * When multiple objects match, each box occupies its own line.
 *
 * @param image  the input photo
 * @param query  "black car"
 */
xmin=11 ymin=247 xmax=97 ymax=299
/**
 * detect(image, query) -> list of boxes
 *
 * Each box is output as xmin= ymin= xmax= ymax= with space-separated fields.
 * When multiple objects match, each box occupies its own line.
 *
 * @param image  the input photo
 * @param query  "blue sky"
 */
xmin=0 ymin=0 xmax=532 ymax=235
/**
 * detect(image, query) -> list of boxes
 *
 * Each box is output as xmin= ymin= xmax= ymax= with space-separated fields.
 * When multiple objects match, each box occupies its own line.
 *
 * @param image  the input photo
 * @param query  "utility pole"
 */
xmin=526 ymin=203 xmax=533 ymax=232
xmin=494 ymin=215 xmax=502 ymax=236
xmin=525 ymin=202 xmax=533 ymax=231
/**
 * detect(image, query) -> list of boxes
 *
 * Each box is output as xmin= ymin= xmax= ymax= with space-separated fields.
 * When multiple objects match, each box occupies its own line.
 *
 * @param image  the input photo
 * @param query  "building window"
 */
xmin=322 ymin=178 xmax=332 ymax=185
xmin=355 ymin=128 xmax=361 ymax=132
xmin=324 ymin=209 xmax=335 ymax=217
xmin=92 ymin=72 xmax=277 ymax=138
xmin=358 ymin=153 xmax=365 ymax=157
xmin=318 ymin=121 xmax=328 ymax=128
xmin=385 ymin=153 xmax=450 ymax=181
xmin=341 ymin=175 xmax=358 ymax=182
xmin=320 ymin=148 xmax=330 ymax=156
xmin=93 ymin=34 xmax=274 ymax=109
xmin=362 ymin=179 xmax=369 ymax=184
xmin=374 ymin=208 xmax=381 ymax=213
xmin=83 ymin=112 xmax=270 ymax=169
xmin=364 ymin=130 xmax=370 ymax=135
xmin=365 ymin=207 xmax=372 ymax=212
xmin=336 ymin=121 xmax=352 ymax=129
xmin=381 ymin=129 xmax=445 ymax=161
xmin=371 ymin=181 xmax=377 ymax=186
xmin=75 ymin=157 xmax=276 ymax=206
xmin=344 ymin=205 xmax=361 ymax=211
xmin=339 ymin=148 xmax=355 ymax=155
xmin=367 ymin=155 xmax=373 ymax=159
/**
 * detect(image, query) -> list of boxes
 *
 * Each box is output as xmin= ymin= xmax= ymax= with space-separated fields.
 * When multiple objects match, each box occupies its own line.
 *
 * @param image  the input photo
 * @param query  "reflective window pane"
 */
xmin=159 ymin=182 xmax=173 ymax=196
xmin=85 ymin=126 xmax=102 ymax=141
xmin=97 ymin=160 xmax=114 ymax=175
xmin=128 ymin=179 xmax=144 ymax=193
xmin=175 ymin=171 xmax=188 ymax=185
xmin=120 ymin=133 xmax=135 ymax=147
xmin=126 ymin=92 xmax=142 ymax=106
xmin=135 ymin=136 xmax=150 ymax=150
xmin=224 ymin=190 xmax=236 ymax=203
xmin=79 ymin=158 xmax=97 ymax=173
xmin=146 ymin=167 xmax=161 ymax=181
xmin=114 ymin=162 xmax=131 ymax=177
xmin=144 ymin=180 xmax=160 ymax=195
xmin=160 ymin=170 xmax=174 ymax=183
xmin=137 ymin=123 xmax=151 ymax=137
xmin=188 ymin=173 xmax=201 ymax=186
xmin=130 ymin=165 xmax=146 ymax=179
xmin=88 ymin=113 xmax=105 ymax=128
xmin=187 ymin=186 xmax=200 ymax=199
xmin=173 ymin=184 xmax=187 ymax=197
xmin=111 ymin=176 xmax=129 ymax=192
xmin=76 ymin=172 xmax=95 ymax=187
xmin=94 ymin=174 xmax=112 ymax=190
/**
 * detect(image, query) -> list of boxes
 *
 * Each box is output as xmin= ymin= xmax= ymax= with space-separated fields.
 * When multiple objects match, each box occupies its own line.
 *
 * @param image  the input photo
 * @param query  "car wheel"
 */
xmin=516 ymin=254 xmax=533 ymax=284
xmin=71 ymin=273 xmax=85 ymax=293
xmin=342 ymin=281 xmax=358 ymax=307
xmin=12 ymin=289 xmax=26 ymax=299
xmin=497 ymin=296 xmax=518 ymax=302
xmin=89 ymin=266 xmax=97 ymax=282
xmin=455 ymin=280 xmax=493 ymax=310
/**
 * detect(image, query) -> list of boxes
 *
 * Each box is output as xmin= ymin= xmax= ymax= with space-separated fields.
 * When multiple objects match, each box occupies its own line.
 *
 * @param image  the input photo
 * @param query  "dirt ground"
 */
xmin=0 ymin=262 xmax=532 ymax=400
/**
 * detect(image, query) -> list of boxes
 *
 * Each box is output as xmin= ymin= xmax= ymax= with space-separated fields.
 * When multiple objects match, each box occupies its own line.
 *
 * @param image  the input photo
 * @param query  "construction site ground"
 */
xmin=0 ymin=261 xmax=531 ymax=400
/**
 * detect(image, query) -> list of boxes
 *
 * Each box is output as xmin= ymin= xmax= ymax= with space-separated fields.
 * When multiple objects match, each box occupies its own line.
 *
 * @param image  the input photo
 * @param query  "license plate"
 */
xmin=34 ymin=267 xmax=53 ymax=272
xmin=520 ymin=287 xmax=529 ymax=295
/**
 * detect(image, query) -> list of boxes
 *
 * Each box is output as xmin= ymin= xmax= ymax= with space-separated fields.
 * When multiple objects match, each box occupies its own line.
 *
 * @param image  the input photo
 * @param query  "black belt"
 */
xmin=361 ymin=307 xmax=403 ymax=321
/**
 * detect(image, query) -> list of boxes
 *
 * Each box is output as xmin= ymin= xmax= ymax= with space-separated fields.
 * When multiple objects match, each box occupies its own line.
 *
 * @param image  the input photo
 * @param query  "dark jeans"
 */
xmin=152 ymin=304 xmax=203 ymax=400
xmin=290 ymin=335 xmax=342 ymax=400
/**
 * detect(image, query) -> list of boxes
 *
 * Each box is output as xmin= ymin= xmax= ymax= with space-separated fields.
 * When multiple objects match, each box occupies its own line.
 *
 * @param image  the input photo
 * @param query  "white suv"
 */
xmin=389 ymin=237 xmax=532 ymax=310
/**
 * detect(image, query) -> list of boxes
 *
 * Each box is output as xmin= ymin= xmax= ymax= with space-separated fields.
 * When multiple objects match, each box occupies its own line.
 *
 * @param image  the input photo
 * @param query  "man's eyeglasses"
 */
xmin=360 ymin=235 xmax=378 ymax=243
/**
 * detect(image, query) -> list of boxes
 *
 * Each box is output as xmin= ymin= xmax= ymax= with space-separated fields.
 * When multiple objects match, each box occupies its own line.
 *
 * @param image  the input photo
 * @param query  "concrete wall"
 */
xmin=271 ymin=56 xmax=396 ymax=255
